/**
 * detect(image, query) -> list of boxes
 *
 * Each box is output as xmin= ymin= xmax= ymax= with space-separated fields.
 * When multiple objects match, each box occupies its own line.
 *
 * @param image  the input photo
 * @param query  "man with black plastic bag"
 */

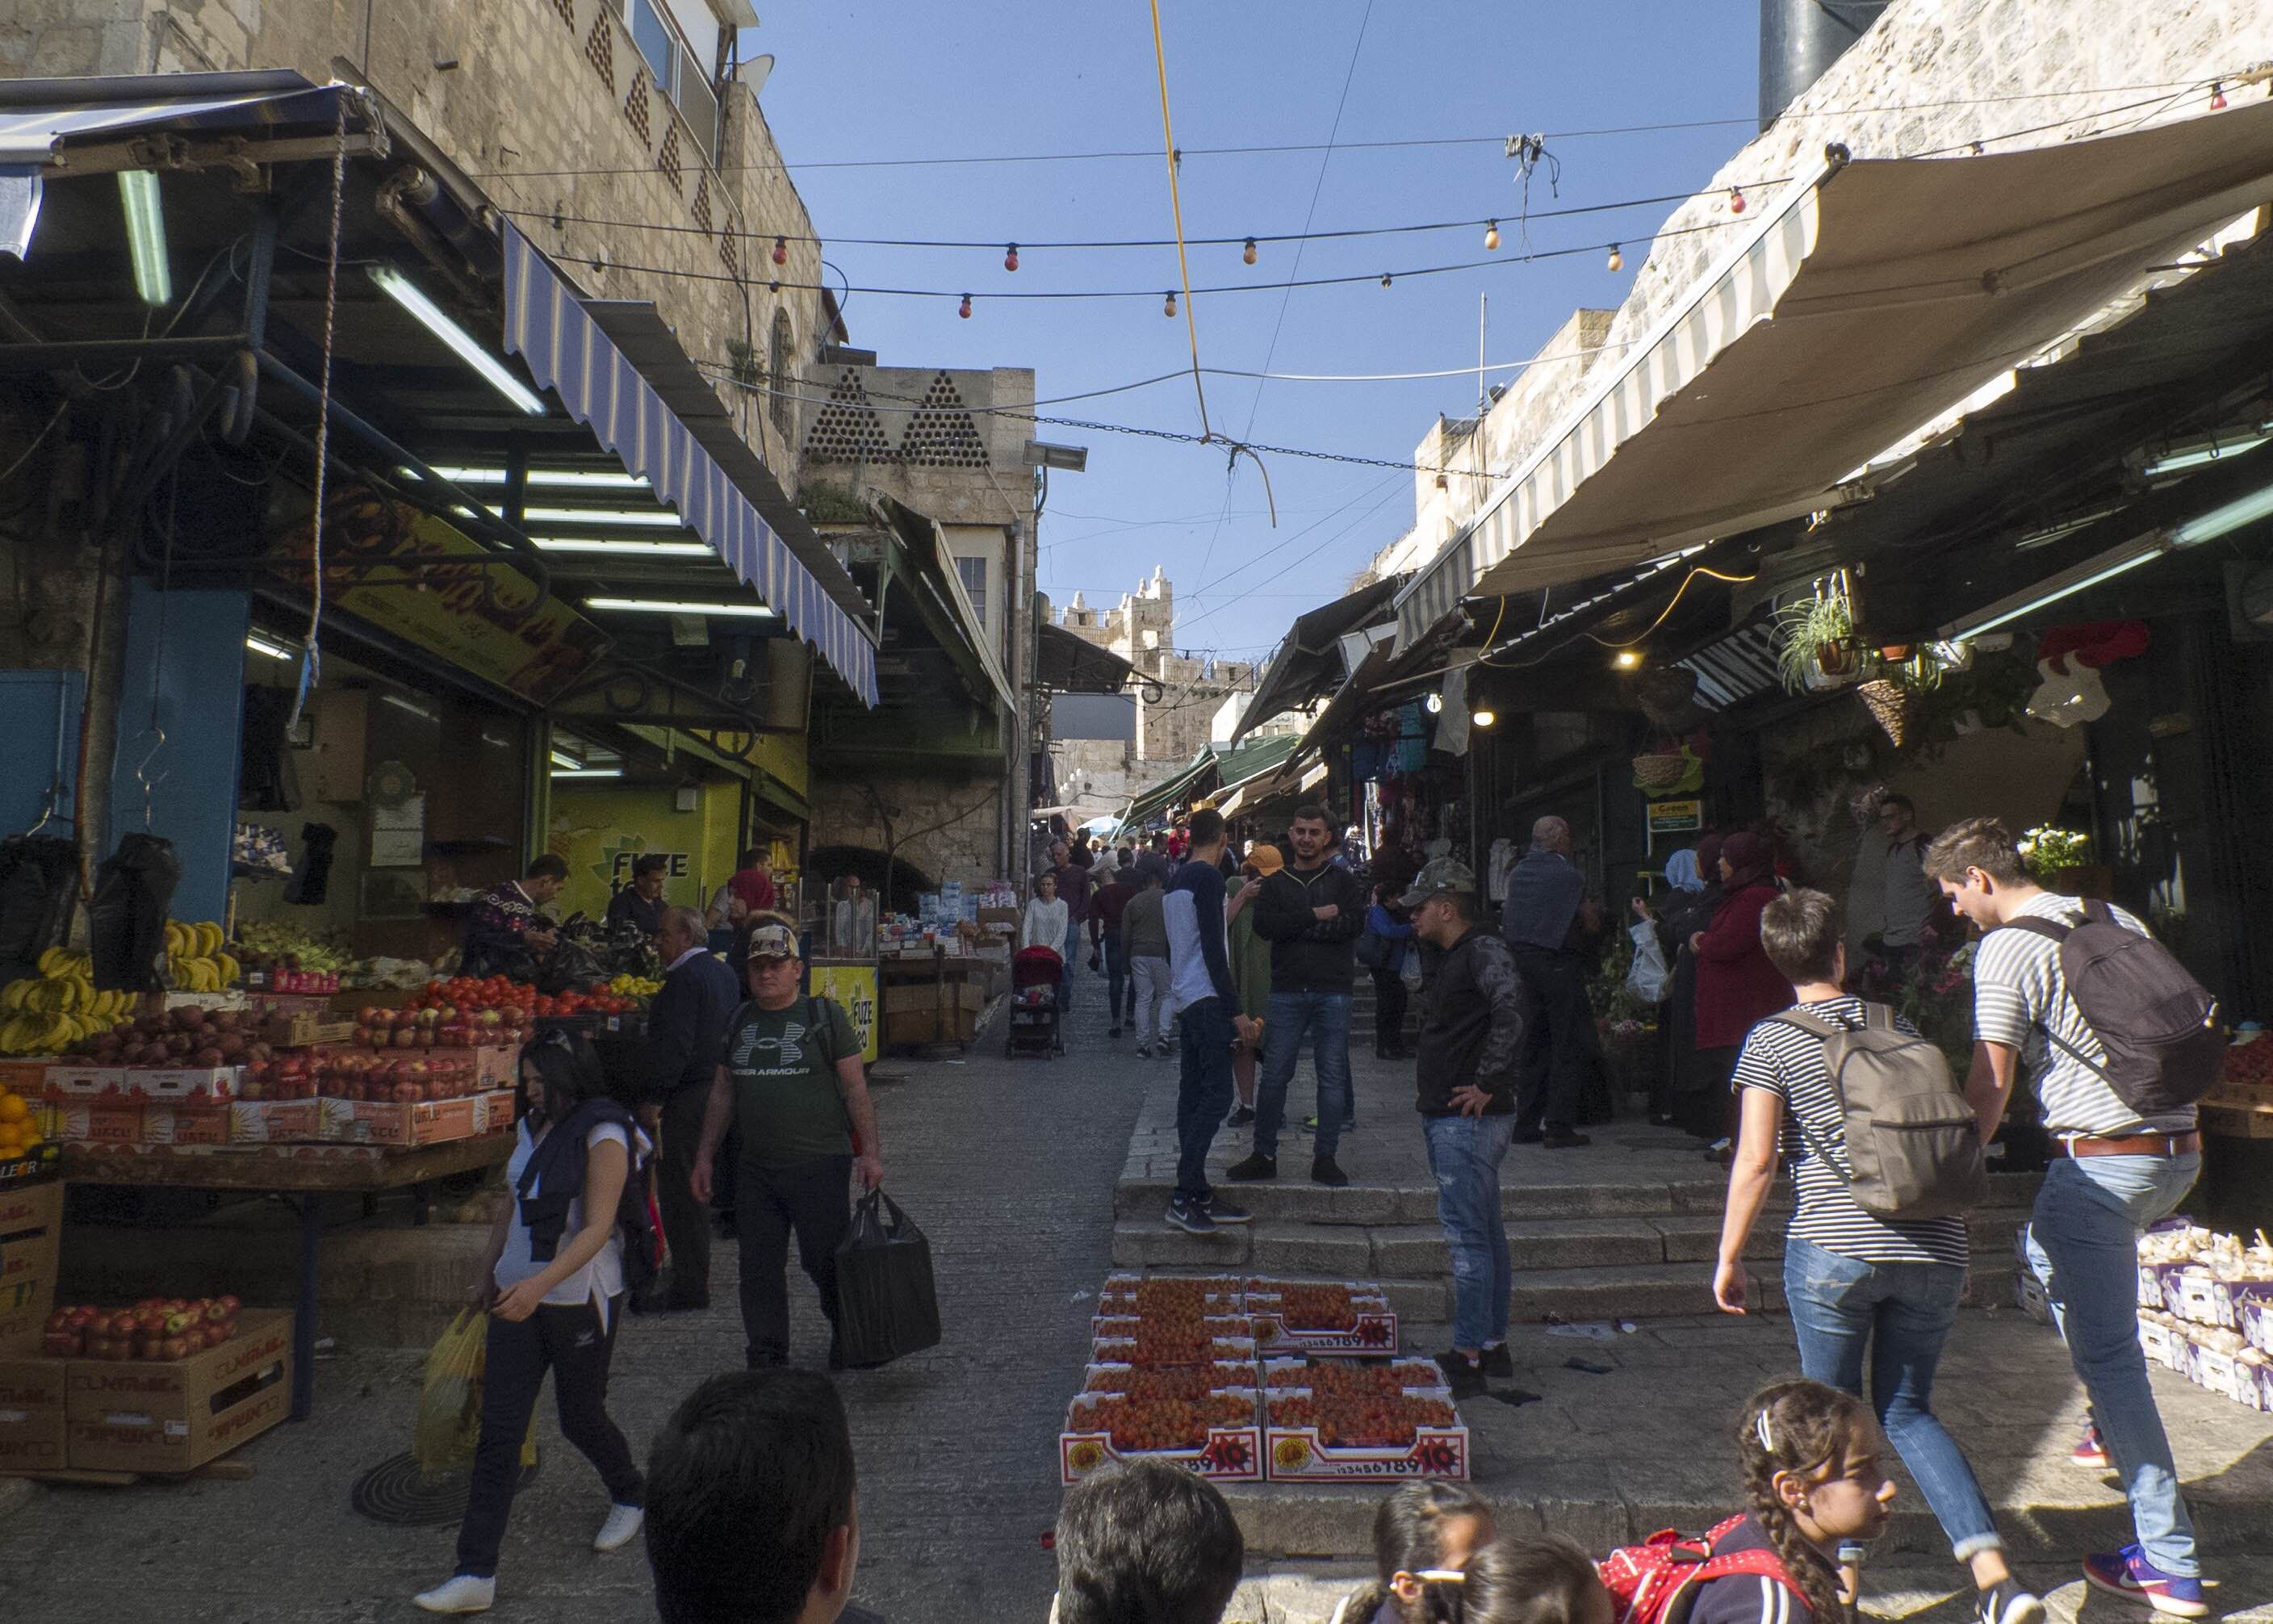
xmin=692 ymin=919 xmax=885 ymax=1371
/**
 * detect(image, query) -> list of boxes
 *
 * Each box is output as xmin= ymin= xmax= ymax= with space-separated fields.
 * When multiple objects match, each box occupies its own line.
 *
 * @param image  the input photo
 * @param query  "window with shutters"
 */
xmin=955 ymin=555 xmax=988 ymax=627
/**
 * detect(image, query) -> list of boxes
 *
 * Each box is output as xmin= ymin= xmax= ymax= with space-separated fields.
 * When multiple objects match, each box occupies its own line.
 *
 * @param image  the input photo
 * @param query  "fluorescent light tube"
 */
xmin=1940 ymin=536 xmax=2167 ymax=640
xmin=549 ymin=750 xmax=583 ymax=769
xmin=533 ymin=538 xmax=713 ymax=556
xmin=524 ymin=506 xmax=682 ymax=527
xmin=423 ymin=467 xmax=651 ymax=490
xmin=382 ymin=693 xmax=438 ymax=721
xmin=550 ymin=768 xmax=625 ymax=779
xmin=2142 ymin=435 xmax=2269 ymax=479
xmin=118 ymin=171 xmax=170 ymax=305
xmin=2172 ymin=478 xmax=2273 ymax=547
xmin=245 ymin=634 xmax=293 ymax=659
xmin=367 ymin=265 xmax=547 ymax=416
xmin=584 ymin=597 xmax=777 ymax=618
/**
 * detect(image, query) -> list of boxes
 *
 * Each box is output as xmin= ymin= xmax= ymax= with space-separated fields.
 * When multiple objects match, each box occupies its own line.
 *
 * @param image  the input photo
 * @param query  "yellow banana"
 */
xmin=216 ymin=953 xmax=241 ymax=986
xmin=37 ymin=948 xmax=65 ymax=977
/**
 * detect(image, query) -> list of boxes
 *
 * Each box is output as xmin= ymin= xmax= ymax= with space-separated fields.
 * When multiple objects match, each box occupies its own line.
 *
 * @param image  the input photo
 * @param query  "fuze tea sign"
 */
xmin=605 ymin=848 xmax=692 ymax=897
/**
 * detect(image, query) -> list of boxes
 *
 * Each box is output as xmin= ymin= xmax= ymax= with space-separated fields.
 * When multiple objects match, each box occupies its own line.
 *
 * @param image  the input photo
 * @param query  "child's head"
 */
xmin=1461 ymin=1535 xmax=1616 ymax=1624
xmin=1738 ymin=1380 xmax=1893 ymax=1618
xmin=1373 ymin=1482 xmax=1495 ymax=1619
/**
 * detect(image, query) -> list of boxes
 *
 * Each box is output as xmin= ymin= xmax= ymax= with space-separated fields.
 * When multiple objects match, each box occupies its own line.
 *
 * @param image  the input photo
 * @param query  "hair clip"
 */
xmin=1755 ymin=1410 xmax=1776 ymax=1453
xmin=1416 ymin=1571 xmax=1468 ymax=1584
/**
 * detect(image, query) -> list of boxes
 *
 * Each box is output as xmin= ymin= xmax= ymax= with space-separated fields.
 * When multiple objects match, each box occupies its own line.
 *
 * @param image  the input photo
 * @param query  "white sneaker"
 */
xmin=413 ymin=1574 xmax=496 ymax=1614
xmin=594 ymin=1502 xmax=646 ymax=1552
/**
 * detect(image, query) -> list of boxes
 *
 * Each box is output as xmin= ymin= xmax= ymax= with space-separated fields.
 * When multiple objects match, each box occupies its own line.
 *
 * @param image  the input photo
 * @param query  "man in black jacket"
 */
xmin=1406 ymin=856 xmax=1528 ymax=1397
xmin=635 ymin=906 xmax=742 ymax=1313
xmin=1226 ymin=803 xmax=1367 ymax=1188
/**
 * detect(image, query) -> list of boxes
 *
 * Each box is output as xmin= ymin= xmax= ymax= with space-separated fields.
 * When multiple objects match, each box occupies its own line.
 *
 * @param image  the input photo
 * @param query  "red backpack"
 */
xmin=1600 ymin=1517 xmax=1811 ymax=1624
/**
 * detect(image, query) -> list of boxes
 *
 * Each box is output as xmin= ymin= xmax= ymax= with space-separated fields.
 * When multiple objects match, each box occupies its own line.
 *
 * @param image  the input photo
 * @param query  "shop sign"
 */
xmin=809 ymin=964 xmax=881 ymax=1064
xmin=604 ymin=848 xmax=692 ymax=896
xmin=294 ymin=490 xmax=609 ymax=702
xmin=1647 ymin=798 xmax=1702 ymax=834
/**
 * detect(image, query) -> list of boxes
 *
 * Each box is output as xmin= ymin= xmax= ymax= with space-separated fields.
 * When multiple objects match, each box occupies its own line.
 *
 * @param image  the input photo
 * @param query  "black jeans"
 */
xmin=455 ymin=1300 xmax=642 ymax=1579
xmin=1510 ymin=946 xmax=1591 ymax=1136
xmin=735 ymin=1154 xmax=854 ymax=1364
xmin=654 ymin=1083 xmax=711 ymax=1297
xmin=1371 ymin=967 xmax=1409 ymax=1053
xmin=1175 ymin=997 xmax=1235 ymax=1203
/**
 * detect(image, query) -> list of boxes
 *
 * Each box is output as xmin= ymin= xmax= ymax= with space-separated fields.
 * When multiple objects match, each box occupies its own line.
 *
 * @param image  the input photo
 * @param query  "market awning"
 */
xmin=1121 ymin=744 xmax=1218 ymax=829
xmin=1395 ymin=102 xmax=2273 ymax=638
xmin=502 ymin=224 xmax=877 ymax=705
xmin=1201 ymin=734 xmax=1302 ymax=806
xmin=1036 ymin=621 xmax=1141 ymax=694
xmin=1291 ymin=640 xmax=1400 ymax=758
xmin=1234 ymin=576 xmax=1404 ymax=742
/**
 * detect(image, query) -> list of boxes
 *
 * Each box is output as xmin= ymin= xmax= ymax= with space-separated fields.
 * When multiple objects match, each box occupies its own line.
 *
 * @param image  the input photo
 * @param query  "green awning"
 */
xmin=1120 ymin=744 xmax=1218 ymax=829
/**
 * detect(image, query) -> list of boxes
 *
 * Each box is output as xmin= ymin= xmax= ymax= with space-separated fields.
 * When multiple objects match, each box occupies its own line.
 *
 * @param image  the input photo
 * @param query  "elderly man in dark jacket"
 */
xmin=1499 ymin=814 xmax=1602 ymax=1150
xmin=1225 ymin=803 xmax=1368 ymax=1188
xmin=635 ymin=905 xmax=742 ymax=1313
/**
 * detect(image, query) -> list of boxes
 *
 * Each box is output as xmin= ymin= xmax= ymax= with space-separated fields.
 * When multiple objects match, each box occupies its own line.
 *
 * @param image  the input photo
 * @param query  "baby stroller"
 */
xmin=1006 ymin=945 xmax=1065 ymax=1058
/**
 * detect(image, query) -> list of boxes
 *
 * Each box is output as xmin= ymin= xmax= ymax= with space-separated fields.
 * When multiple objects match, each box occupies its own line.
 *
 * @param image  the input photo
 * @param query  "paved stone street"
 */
xmin=3 ymin=973 xmax=2271 ymax=1623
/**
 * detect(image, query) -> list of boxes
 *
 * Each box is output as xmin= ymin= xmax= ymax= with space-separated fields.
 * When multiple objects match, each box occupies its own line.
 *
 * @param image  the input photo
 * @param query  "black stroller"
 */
xmin=1005 ymin=945 xmax=1064 ymax=1057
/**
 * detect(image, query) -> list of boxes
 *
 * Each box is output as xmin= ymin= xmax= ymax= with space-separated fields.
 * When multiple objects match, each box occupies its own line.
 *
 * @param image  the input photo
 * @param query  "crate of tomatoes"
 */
xmin=1261 ymin=1357 xmax=1467 ymax=1481
xmin=1244 ymin=1279 xmax=1400 ymax=1355
xmin=1059 ymin=1387 xmax=1262 ymax=1484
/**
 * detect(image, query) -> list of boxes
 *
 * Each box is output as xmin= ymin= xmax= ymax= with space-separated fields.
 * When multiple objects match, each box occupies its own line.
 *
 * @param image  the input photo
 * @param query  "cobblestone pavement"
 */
xmin=0 ymin=969 xmax=1151 ymax=1623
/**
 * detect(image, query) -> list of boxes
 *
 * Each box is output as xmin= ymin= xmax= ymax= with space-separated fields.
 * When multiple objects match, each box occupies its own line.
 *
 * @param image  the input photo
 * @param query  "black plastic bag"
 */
xmin=88 ymin=833 xmax=179 ymax=992
xmin=0 ymin=835 xmax=81 ymax=987
xmin=833 ymin=1190 xmax=940 ymax=1367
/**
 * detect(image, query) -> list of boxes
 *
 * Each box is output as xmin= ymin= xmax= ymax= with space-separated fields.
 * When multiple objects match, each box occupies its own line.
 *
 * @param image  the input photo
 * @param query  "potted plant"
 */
xmin=1774 ymin=588 xmax=1861 ymax=693
xmin=2020 ymin=826 xmax=2111 ymax=899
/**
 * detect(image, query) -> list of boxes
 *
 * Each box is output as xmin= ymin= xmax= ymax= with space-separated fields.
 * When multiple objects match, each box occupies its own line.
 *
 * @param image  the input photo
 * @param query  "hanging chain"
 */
xmin=291 ymin=93 xmax=350 ymax=733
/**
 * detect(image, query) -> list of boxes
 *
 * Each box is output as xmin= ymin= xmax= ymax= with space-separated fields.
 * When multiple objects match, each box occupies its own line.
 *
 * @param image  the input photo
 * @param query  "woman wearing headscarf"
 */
xmin=1636 ymin=843 xmax=1712 ymax=1128
xmin=1687 ymin=831 xmax=1793 ymax=1155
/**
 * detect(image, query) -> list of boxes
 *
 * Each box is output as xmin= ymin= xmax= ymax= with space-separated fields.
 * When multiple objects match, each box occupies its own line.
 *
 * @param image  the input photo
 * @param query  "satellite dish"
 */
xmin=737 ymin=53 xmax=774 ymax=97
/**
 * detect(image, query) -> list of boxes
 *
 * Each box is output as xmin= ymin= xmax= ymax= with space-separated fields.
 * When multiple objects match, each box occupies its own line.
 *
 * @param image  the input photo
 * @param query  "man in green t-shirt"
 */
xmin=693 ymin=919 xmax=884 ymax=1370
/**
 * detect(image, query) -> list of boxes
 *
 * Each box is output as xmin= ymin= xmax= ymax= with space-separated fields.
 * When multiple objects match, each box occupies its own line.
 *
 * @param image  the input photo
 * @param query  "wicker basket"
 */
xmin=1857 ymin=678 xmax=1912 ymax=747
xmin=1631 ymin=753 xmax=1689 ymax=793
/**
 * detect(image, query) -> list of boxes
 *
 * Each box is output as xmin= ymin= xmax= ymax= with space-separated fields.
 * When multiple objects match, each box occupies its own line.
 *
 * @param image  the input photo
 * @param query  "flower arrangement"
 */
xmin=1854 ymin=939 xmax=1976 ymax=1069
xmin=2018 ymin=827 xmax=2091 ymax=883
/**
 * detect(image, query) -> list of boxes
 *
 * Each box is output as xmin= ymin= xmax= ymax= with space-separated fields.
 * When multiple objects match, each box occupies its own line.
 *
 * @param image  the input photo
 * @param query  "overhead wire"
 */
xmin=1146 ymin=0 xmax=1211 ymax=438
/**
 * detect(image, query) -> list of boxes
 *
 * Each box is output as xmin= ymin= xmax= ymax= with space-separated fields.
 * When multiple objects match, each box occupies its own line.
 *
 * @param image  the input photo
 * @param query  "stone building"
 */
xmin=1044 ymin=568 xmax=1255 ymax=826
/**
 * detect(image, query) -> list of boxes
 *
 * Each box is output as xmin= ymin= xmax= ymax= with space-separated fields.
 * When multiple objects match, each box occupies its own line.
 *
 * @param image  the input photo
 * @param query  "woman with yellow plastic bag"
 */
xmin=412 ymin=1031 xmax=651 ymax=1615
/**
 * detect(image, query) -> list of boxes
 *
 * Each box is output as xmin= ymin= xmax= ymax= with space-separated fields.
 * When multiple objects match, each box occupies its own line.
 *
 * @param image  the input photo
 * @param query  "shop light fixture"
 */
xmin=118 ymin=171 xmax=171 ymax=305
xmin=367 ymin=265 xmax=547 ymax=416
xmin=523 ymin=505 xmax=682 ymax=527
xmin=549 ymin=750 xmax=584 ymax=770
xmin=550 ymin=767 xmax=625 ymax=779
xmin=1612 ymin=649 xmax=1643 ymax=670
xmin=2139 ymin=429 xmax=2271 ymax=480
xmin=422 ymin=467 xmax=651 ymax=490
xmin=1470 ymin=706 xmax=1498 ymax=729
xmin=584 ymin=596 xmax=778 ymax=618
xmin=1424 ymin=693 xmax=1444 ymax=714
xmin=245 ymin=634 xmax=293 ymax=660
xmin=530 ymin=537 xmax=713 ymax=556
xmin=382 ymin=693 xmax=438 ymax=721
xmin=2170 ymin=476 xmax=2273 ymax=547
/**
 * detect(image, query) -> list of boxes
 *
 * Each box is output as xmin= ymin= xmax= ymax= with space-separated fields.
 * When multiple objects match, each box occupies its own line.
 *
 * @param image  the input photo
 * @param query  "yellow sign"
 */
xmin=549 ymin=781 xmax=743 ymax=923
xmin=1647 ymin=798 xmax=1703 ymax=834
xmin=810 ymin=964 xmax=881 ymax=1064
xmin=295 ymin=490 xmax=610 ymax=701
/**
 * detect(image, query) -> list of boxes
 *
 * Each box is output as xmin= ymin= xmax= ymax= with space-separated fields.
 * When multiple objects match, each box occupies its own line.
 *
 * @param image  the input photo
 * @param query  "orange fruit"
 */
xmin=0 ymin=1093 xmax=27 ymax=1124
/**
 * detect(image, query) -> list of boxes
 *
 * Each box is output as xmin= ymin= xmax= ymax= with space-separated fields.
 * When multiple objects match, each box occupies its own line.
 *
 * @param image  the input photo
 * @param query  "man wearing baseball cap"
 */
xmin=1404 ymin=857 xmax=1530 ymax=1398
xmin=693 ymin=915 xmax=885 ymax=1371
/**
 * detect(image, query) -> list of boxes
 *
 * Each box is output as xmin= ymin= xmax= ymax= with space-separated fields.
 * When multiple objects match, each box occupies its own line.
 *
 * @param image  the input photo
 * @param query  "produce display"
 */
xmin=2216 ymin=1034 xmax=2273 ymax=1093
xmin=43 ymin=1295 xmax=242 ymax=1361
xmin=163 ymin=919 xmax=241 ymax=993
xmin=1092 ymin=1315 xmax=1254 ymax=1367
xmin=1266 ymin=1392 xmax=1459 ymax=1447
xmin=1064 ymin=1392 xmax=1256 ymax=1453
xmin=354 ymin=1005 xmax=530 ymax=1053
xmin=1264 ymin=1360 xmax=1443 ymax=1395
xmin=1083 ymin=1363 xmax=1258 ymax=1397
xmin=0 ymin=1076 xmax=45 ymax=1161
xmin=1245 ymin=1279 xmax=1400 ymax=1352
xmin=1099 ymin=1276 xmax=1239 ymax=1315
xmin=388 ymin=976 xmax=644 ymax=1040
xmin=0 ymin=948 xmax=136 ymax=1055
xmin=61 ymin=1003 xmax=268 ymax=1069
xmin=606 ymin=973 xmax=662 ymax=999
xmin=2139 ymin=1224 xmax=2273 ymax=1278
xmin=1250 ymin=1282 xmax=1364 ymax=1331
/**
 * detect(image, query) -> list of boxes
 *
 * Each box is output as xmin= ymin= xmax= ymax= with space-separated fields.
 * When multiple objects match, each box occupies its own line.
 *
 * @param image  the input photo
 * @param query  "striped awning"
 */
xmin=1395 ymin=100 xmax=2273 ymax=636
xmin=501 ymin=224 xmax=877 ymax=705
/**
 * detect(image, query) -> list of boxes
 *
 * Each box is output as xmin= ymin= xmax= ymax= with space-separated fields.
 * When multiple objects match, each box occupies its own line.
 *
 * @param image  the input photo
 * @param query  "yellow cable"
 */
xmin=1148 ymin=0 xmax=1212 ymax=441
xmin=1585 ymin=564 xmax=1756 ymax=650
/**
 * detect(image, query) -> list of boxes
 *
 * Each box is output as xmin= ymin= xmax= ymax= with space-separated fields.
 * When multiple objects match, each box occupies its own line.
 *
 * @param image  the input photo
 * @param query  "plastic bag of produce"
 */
xmin=413 ymin=1310 xmax=489 ymax=1475
xmin=833 ymin=1191 xmax=941 ymax=1367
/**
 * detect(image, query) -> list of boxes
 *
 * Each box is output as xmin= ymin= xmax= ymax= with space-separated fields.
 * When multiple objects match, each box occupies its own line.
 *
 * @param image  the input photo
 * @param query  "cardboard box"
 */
xmin=140 ymin=1104 xmax=231 ymax=1147
xmin=2169 ymin=1271 xmax=2221 ymax=1326
xmin=65 ymin=1310 xmax=291 ymax=1474
xmin=2016 ymin=1270 xmax=2053 ymax=1325
xmin=0 ymin=1178 xmax=62 ymax=1353
xmin=1262 ymin=1419 xmax=1470 ymax=1481
xmin=2242 ymin=1295 xmax=2273 ymax=1356
xmin=132 ymin=1066 xmax=245 ymax=1106
xmin=0 ymin=1351 xmax=69 ymax=1474
xmin=44 ymin=1065 xmax=128 ymax=1103
xmin=55 ymin=1103 xmax=144 ymax=1146
xmin=1061 ymin=1389 xmax=1262 ymax=1484
xmin=161 ymin=990 xmax=247 ymax=1014
xmin=0 ymin=1060 xmax=51 ymax=1099
xmin=319 ymin=1095 xmax=480 ymax=1147
xmin=228 ymin=1099 xmax=321 ymax=1145
xmin=259 ymin=1011 xmax=354 ymax=1049
xmin=1245 ymin=1283 xmax=1400 ymax=1355
xmin=473 ymin=1044 xmax=521 ymax=1092
xmin=472 ymin=1090 xmax=519 ymax=1136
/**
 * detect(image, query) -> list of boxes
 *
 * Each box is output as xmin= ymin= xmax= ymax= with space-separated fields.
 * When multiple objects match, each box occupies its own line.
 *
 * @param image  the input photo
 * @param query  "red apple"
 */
xmin=86 ymin=1335 xmax=119 ymax=1362
xmin=357 ymin=1006 xmax=383 ymax=1027
xmin=161 ymin=1335 xmax=190 ymax=1360
xmin=107 ymin=1310 xmax=140 ymax=1338
xmin=391 ymin=1028 xmax=417 ymax=1049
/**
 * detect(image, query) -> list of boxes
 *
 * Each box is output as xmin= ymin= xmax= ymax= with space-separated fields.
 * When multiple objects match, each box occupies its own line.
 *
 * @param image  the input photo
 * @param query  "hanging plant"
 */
xmin=1774 ymin=588 xmax=1860 ymax=693
xmin=1856 ymin=678 xmax=1913 ymax=746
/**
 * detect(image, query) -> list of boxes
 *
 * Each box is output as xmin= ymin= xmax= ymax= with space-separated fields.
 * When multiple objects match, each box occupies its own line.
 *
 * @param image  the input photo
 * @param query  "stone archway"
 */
xmin=806 ymin=845 xmax=936 ymax=915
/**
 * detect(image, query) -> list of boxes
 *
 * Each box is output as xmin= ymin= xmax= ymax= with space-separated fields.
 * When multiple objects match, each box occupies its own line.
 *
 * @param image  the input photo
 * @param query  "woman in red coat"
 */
xmin=1687 ymin=831 xmax=1792 ymax=1152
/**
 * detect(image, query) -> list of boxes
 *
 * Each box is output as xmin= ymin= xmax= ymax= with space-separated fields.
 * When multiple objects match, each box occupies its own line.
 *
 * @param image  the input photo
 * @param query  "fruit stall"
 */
xmin=1061 ymin=1274 xmax=1465 ymax=1486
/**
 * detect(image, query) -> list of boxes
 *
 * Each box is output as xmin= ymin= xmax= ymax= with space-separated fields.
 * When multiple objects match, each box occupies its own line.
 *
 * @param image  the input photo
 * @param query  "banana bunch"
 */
xmin=0 ymin=949 xmax=136 ymax=1055
xmin=163 ymin=920 xmax=241 ymax=993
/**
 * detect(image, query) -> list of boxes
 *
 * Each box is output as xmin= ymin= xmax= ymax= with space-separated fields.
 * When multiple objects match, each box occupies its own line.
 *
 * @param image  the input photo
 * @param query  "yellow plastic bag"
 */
xmin=411 ymin=1308 xmax=543 ymax=1476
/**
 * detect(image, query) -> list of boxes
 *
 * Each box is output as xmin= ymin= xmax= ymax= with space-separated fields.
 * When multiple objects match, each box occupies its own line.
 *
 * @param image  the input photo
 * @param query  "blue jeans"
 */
xmin=1103 ymin=935 xmax=1129 ymax=1027
xmin=1060 ymin=915 xmax=1082 ymax=1010
xmin=1175 ymin=998 xmax=1236 ymax=1204
xmin=1254 ymin=990 xmax=1354 ymax=1160
xmin=1781 ymin=1237 xmax=2001 ymax=1561
xmin=2025 ymin=1152 xmax=2202 ymax=1576
xmin=1424 ymin=1113 xmax=1516 ymax=1350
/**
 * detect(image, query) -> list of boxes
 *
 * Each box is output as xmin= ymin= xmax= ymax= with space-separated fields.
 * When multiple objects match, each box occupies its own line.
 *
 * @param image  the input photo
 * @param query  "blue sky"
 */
xmin=744 ymin=3 xmax=1757 ymax=663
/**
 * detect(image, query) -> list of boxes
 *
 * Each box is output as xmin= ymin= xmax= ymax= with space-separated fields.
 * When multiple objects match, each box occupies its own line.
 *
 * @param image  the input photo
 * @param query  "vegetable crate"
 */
xmin=1244 ymin=1280 xmax=1399 ymax=1355
xmin=1059 ymin=1388 xmax=1262 ymax=1485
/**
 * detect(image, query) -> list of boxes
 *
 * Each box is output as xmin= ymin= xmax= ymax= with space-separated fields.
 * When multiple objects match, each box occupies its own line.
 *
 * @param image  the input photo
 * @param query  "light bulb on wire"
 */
xmin=958 ymin=293 xmax=972 ymax=320
xmin=1484 ymin=220 xmax=1501 ymax=251
xmin=1606 ymin=244 xmax=1624 ymax=272
xmin=1163 ymin=290 xmax=1177 ymax=318
xmin=1242 ymin=237 xmax=1257 ymax=266
xmin=1380 ymin=272 xmax=1392 ymax=288
xmin=1004 ymin=243 xmax=1019 ymax=272
xmin=1470 ymin=706 xmax=1497 ymax=730
xmin=1728 ymin=186 xmax=1747 ymax=215
xmin=1425 ymin=693 xmax=1444 ymax=714
xmin=771 ymin=235 xmax=787 ymax=266
xmin=2212 ymin=80 xmax=2229 ymax=110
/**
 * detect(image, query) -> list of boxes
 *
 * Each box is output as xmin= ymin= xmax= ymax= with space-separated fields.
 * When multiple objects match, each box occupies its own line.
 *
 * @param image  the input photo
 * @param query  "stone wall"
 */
xmin=807 ymin=768 xmax=1007 ymax=891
